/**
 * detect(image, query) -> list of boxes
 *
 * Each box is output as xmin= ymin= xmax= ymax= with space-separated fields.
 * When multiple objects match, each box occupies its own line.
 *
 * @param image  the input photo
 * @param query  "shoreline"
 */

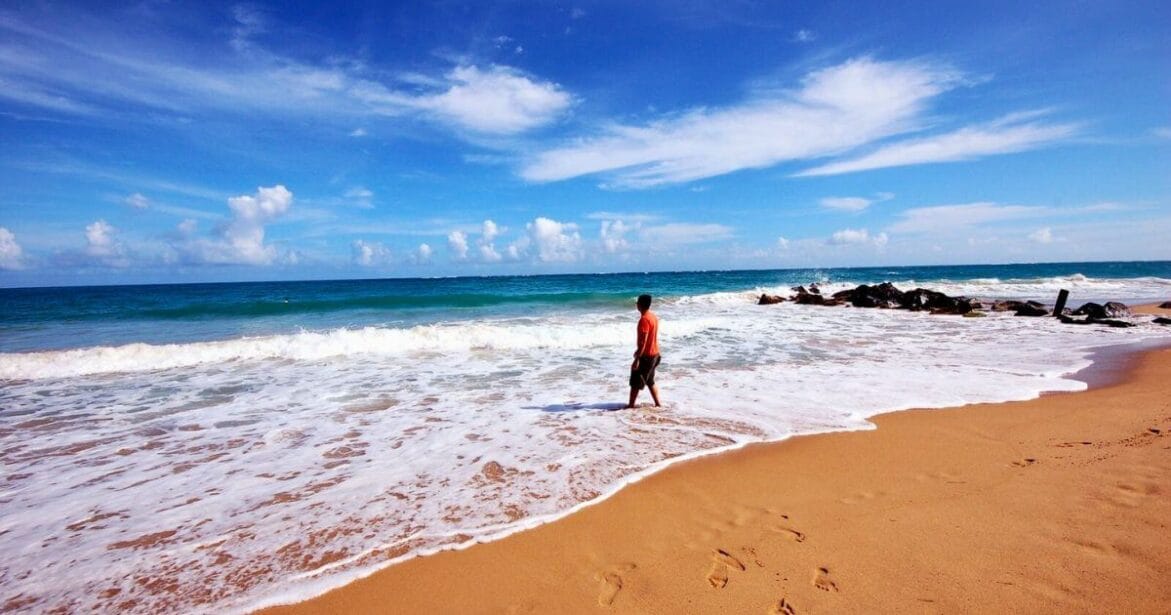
xmin=256 ymin=305 xmax=1171 ymax=614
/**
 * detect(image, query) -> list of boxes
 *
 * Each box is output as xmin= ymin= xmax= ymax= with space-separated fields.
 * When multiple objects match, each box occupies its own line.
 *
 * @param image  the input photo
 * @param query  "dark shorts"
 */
xmin=630 ymin=355 xmax=661 ymax=390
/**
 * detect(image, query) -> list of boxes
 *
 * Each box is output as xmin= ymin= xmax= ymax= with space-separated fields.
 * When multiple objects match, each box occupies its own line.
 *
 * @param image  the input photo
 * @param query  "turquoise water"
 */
xmin=1 ymin=261 xmax=1170 ymax=614
xmin=4 ymin=261 xmax=1169 ymax=352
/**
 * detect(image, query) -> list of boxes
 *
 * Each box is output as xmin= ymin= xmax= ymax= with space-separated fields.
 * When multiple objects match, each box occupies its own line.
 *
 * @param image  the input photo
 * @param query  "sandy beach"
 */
xmin=260 ymin=306 xmax=1171 ymax=614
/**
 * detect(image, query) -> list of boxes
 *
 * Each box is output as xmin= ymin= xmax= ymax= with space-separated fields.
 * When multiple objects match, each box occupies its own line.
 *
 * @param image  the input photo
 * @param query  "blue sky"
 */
xmin=0 ymin=0 xmax=1168 ymax=286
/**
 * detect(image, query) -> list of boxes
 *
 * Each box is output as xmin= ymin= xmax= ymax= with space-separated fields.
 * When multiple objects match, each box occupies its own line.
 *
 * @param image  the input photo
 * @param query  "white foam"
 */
xmin=2 ymin=288 xmax=1170 ymax=614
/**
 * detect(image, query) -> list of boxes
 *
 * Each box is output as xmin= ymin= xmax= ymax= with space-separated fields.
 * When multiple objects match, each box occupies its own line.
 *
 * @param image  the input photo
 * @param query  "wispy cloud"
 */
xmin=795 ymin=111 xmax=1079 ymax=176
xmin=521 ymin=58 xmax=1077 ymax=187
xmin=0 ymin=10 xmax=570 ymax=135
xmin=521 ymin=57 xmax=962 ymax=187
xmin=888 ymin=202 xmax=1052 ymax=234
xmin=819 ymin=192 xmax=894 ymax=212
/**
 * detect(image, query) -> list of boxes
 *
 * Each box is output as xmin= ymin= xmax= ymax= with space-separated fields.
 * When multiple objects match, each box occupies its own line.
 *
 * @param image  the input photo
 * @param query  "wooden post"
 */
xmin=1053 ymin=289 xmax=1070 ymax=317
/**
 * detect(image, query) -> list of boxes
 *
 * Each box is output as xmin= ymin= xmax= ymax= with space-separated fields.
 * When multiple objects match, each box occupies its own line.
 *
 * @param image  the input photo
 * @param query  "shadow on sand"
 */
xmin=528 ymin=401 xmax=628 ymax=413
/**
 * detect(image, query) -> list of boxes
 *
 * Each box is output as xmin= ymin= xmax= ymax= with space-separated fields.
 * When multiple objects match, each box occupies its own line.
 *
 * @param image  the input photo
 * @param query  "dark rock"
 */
xmin=808 ymin=283 xmax=821 ymax=295
xmin=1103 ymin=302 xmax=1131 ymax=317
xmin=1160 ymin=301 xmax=1171 ymax=309
xmin=790 ymin=285 xmax=809 ymax=295
xmin=793 ymin=291 xmax=827 ymax=305
xmin=832 ymin=282 xmax=904 ymax=309
xmin=900 ymin=288 xmax=977 ymax=314
xmin=993 ymin=300 xmax=1043 ymax=313
xmin=1072 ymin=302 xmax=1131 ymax=319
xmin=1153 ymin=317 xmax=1171 ymax=325
xmin=1014 ymin=303 xmax=1049 ymax=317
xmin=758 ymin=294 xmax=786 ymax=305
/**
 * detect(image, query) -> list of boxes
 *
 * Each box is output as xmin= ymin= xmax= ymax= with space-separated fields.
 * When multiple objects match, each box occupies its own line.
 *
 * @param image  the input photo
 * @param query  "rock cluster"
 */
xmin=757 ymin=283 xmax=1151 ymax=328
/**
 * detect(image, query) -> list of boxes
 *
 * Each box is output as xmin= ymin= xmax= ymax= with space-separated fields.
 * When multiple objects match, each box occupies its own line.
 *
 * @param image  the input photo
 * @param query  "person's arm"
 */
xmin=634 ymin=329 xmax=650 ymax=358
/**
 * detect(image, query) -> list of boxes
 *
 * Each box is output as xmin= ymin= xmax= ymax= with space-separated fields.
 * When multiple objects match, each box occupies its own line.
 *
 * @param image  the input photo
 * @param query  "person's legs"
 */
xmin=627 ymin=387 xmax=639 ymax=408
xmin=648 ymin=384 xmax=660 ymax=407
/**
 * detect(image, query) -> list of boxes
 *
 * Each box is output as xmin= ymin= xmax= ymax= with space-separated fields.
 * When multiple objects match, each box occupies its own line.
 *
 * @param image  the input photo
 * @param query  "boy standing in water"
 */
xmin=628 ymin=294 xmax=662 ymax=408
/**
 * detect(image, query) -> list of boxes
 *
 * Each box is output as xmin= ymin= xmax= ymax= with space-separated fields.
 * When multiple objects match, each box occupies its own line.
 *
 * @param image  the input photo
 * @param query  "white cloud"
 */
xmin=528 ymin=217 xmax=583 ymax=262
xmin=521 ymin=57 xmax=962 ymax=187
xmin=175 ymin=184 xmax=293 ymax=265
xmin=638 ymin=223 xmax=735 ymax=246
xmin=352 ymin=240 xmax=392 ymax=266
xmin=793 ymin=29 xmax=816 ymax=43
xmin=777 ymin=236 xmax=790 ymax=250
xmin=796 ymin=111 xmax=1078 ymax=176
xmin=0 ymin=227 xmax=25 ymax=269
xmin=410 ymin=243 xmax=433 ymax=265
xmin=84 ymin=219 xmax=129 ymax=267
xmin=585 ymin=211 xmax=661 ymax=223
xmin=479 ymin=243 xmax=503 ymax=262
xmin=0 ymin=14 xmax=569 ymax=135
xmin=344 ymin=186 xmax=374 ymax=209
xmin=600 ymin=219 xmax=636 ymax=253
xmin=888 ymin=202 xmax=1050 ymax=234
xmin=481 ymin=219 xmax=501 ymax=242
xmin=124 ymin=192 xmax=150 ymax=209
xmin=421 ymin=65 xmax=572 ymax=134
xmin=1028 ymin=227 xmax=1054 ymax=244
xmin=819 ymin=192 xmax=894 ymax=212
xmin=820 ymin=197 xmax=873 ymax=211
xmin=447 ymin=230 xmax=469 ymax=260
xmin=828 ymin=228 xmax=887 ymax=248
xmin=177 ymin=218 xmax=198 ymax=236
xmin=1153 ymin=126 xmax=1171 ymax=139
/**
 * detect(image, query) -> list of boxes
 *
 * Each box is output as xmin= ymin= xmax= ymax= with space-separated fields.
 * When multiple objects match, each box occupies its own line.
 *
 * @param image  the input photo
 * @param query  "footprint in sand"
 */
xmin=706 ymin=549 xmax=745 ymax=588
xmin=768 ymin=597 xmax=798 ymax=615
xmin=770 ymin=524 xmax=806 ymax=543
xmin=1011 ymin=458 xmax=1037 ymax=467
xmin=812 ymin=567 xmax=839 ymax=593
xmin=597 ymin=563 xmax=636 ymax=607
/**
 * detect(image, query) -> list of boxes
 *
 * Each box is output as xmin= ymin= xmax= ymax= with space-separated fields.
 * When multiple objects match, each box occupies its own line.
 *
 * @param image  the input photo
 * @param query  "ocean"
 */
xmin=2 ymin=261 xmax=1170 ymax=613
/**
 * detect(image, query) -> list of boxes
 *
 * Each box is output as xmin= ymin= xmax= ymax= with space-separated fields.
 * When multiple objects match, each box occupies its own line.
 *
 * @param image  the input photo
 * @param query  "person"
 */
xmin=628 ymin=293 xmax=662 ymax=408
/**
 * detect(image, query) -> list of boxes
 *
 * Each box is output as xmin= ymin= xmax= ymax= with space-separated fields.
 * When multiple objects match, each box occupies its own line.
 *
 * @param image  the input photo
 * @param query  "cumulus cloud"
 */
xmin=527 ymin=217 xmax=583 ymax=262
xmin=481 ymin=219 xmax=501 ymax=242
xmin=0 ymin=227 xmax=25 ymax=269
xmin=1028 ymin=227 xmax=1054 ymax=244
xmin=600 ymin=219 xmax=636 ymax=253
xmin=352 ymin=240 xmax=393 ymax=266
xmin=420 ymin=65 xmax=572 ymax=134
xmin=174 ymin=185 xmax=293 ymax=265
xmin=409 ymin=243 xmax=433 ymax=265
xmin=829 ymin=228 xmax=888 ymax=248
xmin=124 ymin=193 xmax=150 ymax=209
xmin=84 ymin=219 xmax=130 ymax=267
xmin=447 ymin=230 xmax=469 ymax=260
xmin=796 ymin=111 xmax=1079 ymax=176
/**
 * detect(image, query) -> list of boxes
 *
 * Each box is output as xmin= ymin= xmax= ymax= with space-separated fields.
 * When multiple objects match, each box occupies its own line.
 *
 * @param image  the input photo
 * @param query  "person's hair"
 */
xmin=637 ymin=294 xmax=652 ymax=310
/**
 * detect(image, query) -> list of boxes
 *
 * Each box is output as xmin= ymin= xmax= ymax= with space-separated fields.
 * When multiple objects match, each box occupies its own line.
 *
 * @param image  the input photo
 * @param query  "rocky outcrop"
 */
xmin=1071 ymin=302 xmax=1132 ymax=319
xmin=1159 ymin=301 xmax=1171 ymax=309
xmin=758 ymin=294 xmax=786 ymax=305
xmin=1154 ymin=317 xmax=1171 ymax=325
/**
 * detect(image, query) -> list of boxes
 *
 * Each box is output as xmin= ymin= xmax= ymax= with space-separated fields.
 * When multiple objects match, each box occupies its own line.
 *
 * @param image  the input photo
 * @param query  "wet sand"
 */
xmin=260 ymin=305 xmax=1171 ymax=614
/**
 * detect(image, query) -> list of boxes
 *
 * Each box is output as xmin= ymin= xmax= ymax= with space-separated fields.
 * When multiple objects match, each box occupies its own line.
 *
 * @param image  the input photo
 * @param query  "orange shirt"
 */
xmin=637 ymin=310 xmax=660 ymax=357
